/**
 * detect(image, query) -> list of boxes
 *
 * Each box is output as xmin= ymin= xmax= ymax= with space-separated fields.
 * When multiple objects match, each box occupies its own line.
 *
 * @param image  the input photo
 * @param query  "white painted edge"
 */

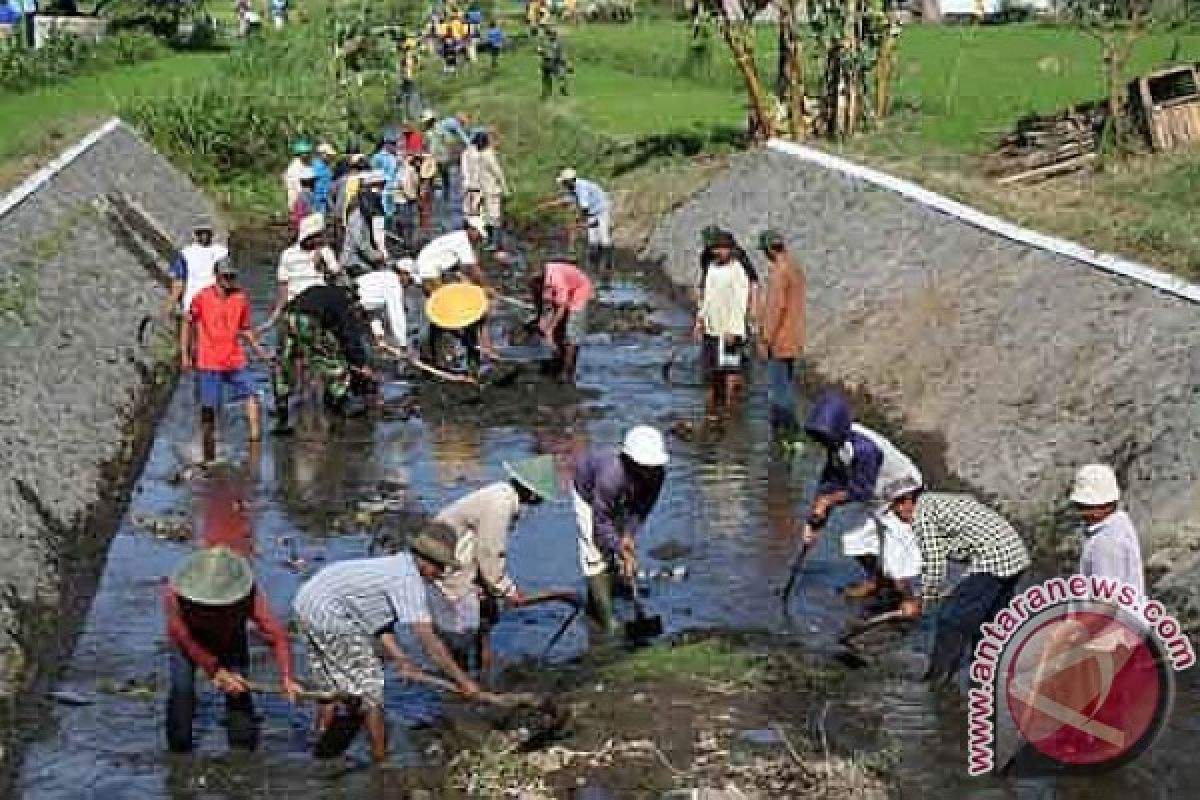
xmin=767 ymin=138 xmax=1200 ymax=305
xmin=0 ymin=116 xmax=123 ymax=221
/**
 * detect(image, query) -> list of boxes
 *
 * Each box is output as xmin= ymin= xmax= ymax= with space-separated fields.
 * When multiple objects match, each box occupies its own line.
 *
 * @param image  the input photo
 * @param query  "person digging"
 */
xmin=428 ymin=455 xmax=579 ymax=677
xmin=292 ymin=529 xmax=482 ymax=762
xmin=528 ymin=257 xmax=594 ymax=385
xmin=571 ymin=426 xmax=669 ymax=635
xmin=164 ymin=546 xmax=301 ymax=754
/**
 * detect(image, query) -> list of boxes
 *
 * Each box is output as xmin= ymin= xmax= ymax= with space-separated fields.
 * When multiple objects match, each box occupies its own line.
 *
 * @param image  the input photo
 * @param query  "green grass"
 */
xmin=0 ymin=51 xmax=227 ymax=188
xmin=597 ymin=639 xmax=762 ymax=684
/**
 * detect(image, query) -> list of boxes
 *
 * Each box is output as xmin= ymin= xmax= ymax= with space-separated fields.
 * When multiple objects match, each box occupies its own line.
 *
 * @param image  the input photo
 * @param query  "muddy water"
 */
xmin=16 ymin=234 xmax=1200 ymax=797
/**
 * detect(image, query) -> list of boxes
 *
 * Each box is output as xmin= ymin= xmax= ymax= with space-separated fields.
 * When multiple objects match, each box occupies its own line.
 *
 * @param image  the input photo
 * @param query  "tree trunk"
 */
xmin=721 ymin=21 xmax=775 ymax=141
xmin=776 ymin=0 xmax=806 ymax=139
xmin=875 ymin=14 xmax=897 ymax=119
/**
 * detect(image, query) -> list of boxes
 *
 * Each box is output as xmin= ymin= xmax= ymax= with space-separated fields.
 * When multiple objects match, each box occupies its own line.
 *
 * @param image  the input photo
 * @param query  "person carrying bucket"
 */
xmin=164 ymin=546 xmax=301 ymax=753
xmin=571 ymin=426 xmax=669 ymax=634
xmin=427 ymin=456 xmax=578 ymax=675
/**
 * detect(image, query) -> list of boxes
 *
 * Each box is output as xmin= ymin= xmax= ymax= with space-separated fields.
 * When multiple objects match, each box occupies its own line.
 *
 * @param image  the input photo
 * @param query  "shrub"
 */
xmin=0 ymin=30 xmax=166 ymax=93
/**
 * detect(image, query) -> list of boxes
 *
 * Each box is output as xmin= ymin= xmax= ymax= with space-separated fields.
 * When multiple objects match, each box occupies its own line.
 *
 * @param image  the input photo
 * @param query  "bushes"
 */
xmin=123 ymin=16 xmax=393 ymax=216
xmin=0 ymin=30 xmax=166 ymax=92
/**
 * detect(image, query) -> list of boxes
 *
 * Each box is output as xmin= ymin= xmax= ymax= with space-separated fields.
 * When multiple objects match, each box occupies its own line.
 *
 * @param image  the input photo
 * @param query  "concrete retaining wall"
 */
xmin=0 ymin=120 xmax=219 ymax=779
xmin=641 ymin=148 xmax=1200 ymax=620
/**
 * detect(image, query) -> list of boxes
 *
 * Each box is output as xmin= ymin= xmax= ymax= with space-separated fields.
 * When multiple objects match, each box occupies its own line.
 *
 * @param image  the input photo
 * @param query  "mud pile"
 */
xmin=0 ymin=122 xmax=219 ymax=781
xmin=643 ymin=149 xmax=1200 ymax=618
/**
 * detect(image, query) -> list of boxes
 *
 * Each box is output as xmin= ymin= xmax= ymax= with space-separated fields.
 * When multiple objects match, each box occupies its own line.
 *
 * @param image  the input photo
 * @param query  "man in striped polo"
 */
xmin=293 ymin=527 xmax=480 ymax=761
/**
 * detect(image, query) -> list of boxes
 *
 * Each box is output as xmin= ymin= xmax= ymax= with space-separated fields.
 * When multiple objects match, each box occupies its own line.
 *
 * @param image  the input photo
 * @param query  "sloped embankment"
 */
xmin=0 ymin=121 xmax=220 ymax=782
xmin=642 ymin=148 xmax=1200 ymax=620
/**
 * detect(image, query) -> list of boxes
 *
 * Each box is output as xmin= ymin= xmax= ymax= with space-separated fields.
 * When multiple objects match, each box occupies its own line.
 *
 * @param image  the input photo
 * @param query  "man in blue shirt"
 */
xmin=547 ymin=168 xmax=612 ymax=272
xmin=435 ymin=113 xmax=472 ymax=223
xmin=312 ymin=143 xmax=337 ymax=216
xmin=485 ymin=20 xmax=504 ymax=69
xmin=370 ymin=130 xmax=401 ymax=223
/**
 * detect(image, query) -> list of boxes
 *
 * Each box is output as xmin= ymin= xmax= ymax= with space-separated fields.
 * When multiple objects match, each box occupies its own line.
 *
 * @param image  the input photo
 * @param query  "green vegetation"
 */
xmin=0 ymin=50 xmax=226 ymax=189
xmin=0 ymin=30 xmax=167 ymax=93
xmin=597 ymin=639 xmax=763 ymax=684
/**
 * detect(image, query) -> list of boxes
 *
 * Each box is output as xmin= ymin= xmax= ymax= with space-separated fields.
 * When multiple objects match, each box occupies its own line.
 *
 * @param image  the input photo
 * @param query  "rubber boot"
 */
xmin=200 ymin=409 xmax=217 ymax=464
xmin=585 ymin=573 xmax=618 ymax=636
xmin=271 ymin=398 xmax=294 ymax=436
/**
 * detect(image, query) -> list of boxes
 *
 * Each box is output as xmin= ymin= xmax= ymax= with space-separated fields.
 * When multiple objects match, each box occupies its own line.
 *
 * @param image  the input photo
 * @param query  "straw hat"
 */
xmin=504 ymin=455 xmax=559 ymax=501
xmin=556 ymin=168 xmax=577 ymax=184
xmin=426 ymin=282 xmax=489 ymax=330
xmin=316 ymin=142 xmax=337 ymax=157
xmin=410 ymin=522 xmax=461 ymax=570
xmin=170 ymin=546 xmax=254 ymax=606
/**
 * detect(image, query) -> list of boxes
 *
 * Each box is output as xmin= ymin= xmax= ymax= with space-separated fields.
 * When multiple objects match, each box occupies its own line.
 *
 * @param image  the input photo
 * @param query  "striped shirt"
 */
xmin=292 ymin=554 xmax=431 ymax=635
xmin=915 ymin=492 xmax=1031 ymax=607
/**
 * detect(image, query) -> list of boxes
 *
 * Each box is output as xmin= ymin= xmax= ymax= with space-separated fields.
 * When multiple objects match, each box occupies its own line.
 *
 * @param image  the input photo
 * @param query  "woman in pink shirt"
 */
xmin=530 ymin=258 xmax=593 ymax=384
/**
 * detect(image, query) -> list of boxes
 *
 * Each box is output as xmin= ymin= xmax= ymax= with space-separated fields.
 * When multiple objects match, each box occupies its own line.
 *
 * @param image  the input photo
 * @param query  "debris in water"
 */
xmin=648 ymin=540 xmax=692 ymax=561
xmin=48 ymin=689 xmax=94 ymax=707
xmin=96 ymin=675 xmax=158 ymax=702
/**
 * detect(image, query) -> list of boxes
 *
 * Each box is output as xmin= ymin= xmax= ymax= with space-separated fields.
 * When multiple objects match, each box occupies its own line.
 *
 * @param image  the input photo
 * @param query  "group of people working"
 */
xmin=423 ymin=3 xmax=505 ymax=73
xmin=164 ymin=423 xmax=669 ymax=760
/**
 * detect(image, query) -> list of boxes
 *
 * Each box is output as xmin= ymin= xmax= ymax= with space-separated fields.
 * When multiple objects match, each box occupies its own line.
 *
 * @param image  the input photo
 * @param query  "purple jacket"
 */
xmin=573 ymin=449 xmax=665 ymax=556
xmin=805 ymin=389 xmax=882 ymax=503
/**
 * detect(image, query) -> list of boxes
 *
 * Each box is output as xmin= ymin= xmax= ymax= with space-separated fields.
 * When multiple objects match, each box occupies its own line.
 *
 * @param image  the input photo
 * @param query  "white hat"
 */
xmin=557 ymin=168 xmax=577 ymax=184
xmin=316 ymin=142 xmax=337 ymax=157
xmin=361 ymin=169 xmax=388 ymax=186
xmin=296 ymin=165 xmax=316 ymax=181
xmin=465 ymin=215 xmax=487 ymax=236
xmin=297 ymin=213 xmax=325 ymax=242
xmin=883 ymin=475 xmax=923 ymax=503
xmin=393 ymin=257 xmax=417 ymax=275
xmin=1070 ymin=464 xmax=1120 ymax=506
xmin=623 ymin=425 xmax=669 ymax=467
xmin=421 ymin=109 xmax=437 ymax=124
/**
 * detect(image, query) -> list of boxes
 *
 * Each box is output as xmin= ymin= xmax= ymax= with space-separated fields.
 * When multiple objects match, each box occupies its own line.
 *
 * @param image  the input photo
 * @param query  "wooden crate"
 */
xmin=1135 ymin=65 xmax=1200 ymax=152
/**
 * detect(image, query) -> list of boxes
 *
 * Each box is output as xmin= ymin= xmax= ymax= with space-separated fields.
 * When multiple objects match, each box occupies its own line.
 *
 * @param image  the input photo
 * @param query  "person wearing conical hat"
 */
xmin=428 ymin=455 xmax=578 ymax=673
xmin=164 ymin=546 xmax=300 ymax=753
xmin=292 ymin=528 xmax=481 ymax=762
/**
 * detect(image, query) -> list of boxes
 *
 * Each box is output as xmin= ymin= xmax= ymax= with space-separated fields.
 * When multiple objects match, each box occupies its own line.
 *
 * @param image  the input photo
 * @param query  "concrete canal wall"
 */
xmin=640 ymin=145 xmax=1200 ymax=622
xmin=0 ymin=120 xmax=218 ymax=779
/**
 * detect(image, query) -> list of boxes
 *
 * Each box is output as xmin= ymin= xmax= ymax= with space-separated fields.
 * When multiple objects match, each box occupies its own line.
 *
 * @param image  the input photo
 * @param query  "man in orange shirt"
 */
xmin=182 ymin=258 xmax=271 ymax=462
xmin=756 ymin=230 xmax=806 ymax=442
xmin=530 ymin=257 xmax=593 ymax=384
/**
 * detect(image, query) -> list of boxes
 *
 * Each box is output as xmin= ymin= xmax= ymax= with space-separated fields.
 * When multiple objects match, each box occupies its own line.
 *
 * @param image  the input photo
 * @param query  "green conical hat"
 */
xmin=170 ymin=546 xmax=254 ymax=606
xmin=504 ymin=455 xmax=559 ymax=501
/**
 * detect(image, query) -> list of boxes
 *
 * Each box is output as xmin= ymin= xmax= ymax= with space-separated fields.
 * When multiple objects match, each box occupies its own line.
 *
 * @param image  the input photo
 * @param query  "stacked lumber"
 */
xmin=984 ymin=103 xmax=1108 ymax=185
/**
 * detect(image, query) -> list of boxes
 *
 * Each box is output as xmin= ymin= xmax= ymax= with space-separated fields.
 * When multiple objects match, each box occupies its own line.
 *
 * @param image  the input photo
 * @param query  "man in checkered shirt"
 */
xmin=886 ymin=477 xmax=1031 ymax=688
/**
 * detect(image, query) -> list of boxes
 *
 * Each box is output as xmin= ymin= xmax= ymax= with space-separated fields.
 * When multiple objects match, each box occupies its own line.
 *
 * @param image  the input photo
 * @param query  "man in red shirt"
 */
xmin=182 ymin=258 xmax=270 ymax=463
xmin=530 ymin=257 xmax=593 ymax=384
xmin=164 ymin=546 xmax=301 ymax=753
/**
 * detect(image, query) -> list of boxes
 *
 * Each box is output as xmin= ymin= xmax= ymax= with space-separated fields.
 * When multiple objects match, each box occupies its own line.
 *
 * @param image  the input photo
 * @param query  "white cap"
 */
xmin=623 ymin=425 xmax=668 ymax=467
xmin=316 ymin=142 xmax=337 ymax=157
xmin=465 ymin=216 xmax=487 ymax=236
xmin=1070 ymin=464 xmax=1120 ymax=506
xmin=296 ymin=165 xmax=316 ymax=181
xmin=393 ymin=257 xmax=417 ymax=275
xmin=297 ymin=213 xmax=325 ymax=242
xmin=361 ymin=169 xmax=388 ymax=186
xmin=557 ymin=168 xmax=577 ymax=184
xmin=883 ymin=474 xmax=923 ymax=503
xmin=421 ymin=109 xmax=437 ymax=123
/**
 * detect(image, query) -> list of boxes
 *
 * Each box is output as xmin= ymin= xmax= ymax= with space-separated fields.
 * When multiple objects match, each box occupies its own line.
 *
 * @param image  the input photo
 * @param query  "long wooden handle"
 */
xmin=244 ymin=681 xmax=342 ymax=703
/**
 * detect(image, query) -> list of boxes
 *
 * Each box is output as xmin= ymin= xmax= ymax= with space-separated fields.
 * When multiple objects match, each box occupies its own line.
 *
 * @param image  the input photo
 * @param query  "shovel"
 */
xmin=780 ymin=542 xmax=811 ymax=620
xmin=623 ymin=573 xmax=663 ymax=644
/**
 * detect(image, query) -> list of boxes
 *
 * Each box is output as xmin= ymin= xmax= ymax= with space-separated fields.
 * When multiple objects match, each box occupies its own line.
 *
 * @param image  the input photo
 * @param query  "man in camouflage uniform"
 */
xmin=271 ymin=285 xmax=373 ymax=431
xmin=538 ymin=28 xmax=569 ymax=99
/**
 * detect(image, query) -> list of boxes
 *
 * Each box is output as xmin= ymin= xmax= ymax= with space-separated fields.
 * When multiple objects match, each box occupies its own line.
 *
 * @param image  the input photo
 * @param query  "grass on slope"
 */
xmin=0 ymin=52 xmax=227 ymax=191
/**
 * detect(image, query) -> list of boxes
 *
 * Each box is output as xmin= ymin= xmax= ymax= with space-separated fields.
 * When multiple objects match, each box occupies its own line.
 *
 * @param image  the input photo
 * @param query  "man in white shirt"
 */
xmin=414 ymin=223 xmax=487 ymax=287
xmin=163 ymin=221 xmax=229 ymax=321
xmin=1071 ymin=464 xmax=1145 ymax=595
xmin=284 ymin=139 xmax=315 ymax=210
xmin=262 ymin=214 xmax=342 ymax=329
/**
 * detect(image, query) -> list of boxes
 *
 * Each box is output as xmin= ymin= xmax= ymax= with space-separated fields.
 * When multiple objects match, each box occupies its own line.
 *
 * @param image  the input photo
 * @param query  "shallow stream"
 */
xmin=15 ymin=226 xmax=1200 ymax=798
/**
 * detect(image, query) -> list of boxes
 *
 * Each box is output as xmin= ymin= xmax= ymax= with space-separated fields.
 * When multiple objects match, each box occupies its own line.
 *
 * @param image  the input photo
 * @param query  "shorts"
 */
xmin=297 ymin=622 xmax=385 ymax=707
xmin=586 ymin=211 xmax=612 ymax=248
xmin=701 ymin=335 xmax=744 ymax=376
xmin=198 ymin=369 xmax=255 ymax=411
xmin=562 ymin=306 xmax=589 ymax=345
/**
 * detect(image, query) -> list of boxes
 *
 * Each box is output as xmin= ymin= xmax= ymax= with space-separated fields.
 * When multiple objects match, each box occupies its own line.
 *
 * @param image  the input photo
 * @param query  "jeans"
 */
xmin=927 ymin=572 xmax=1023 ymax=686
xmin=766 ymin=358 xmax=798 ymax=434
xmin=166 ymin=646 xmax=258 ymax=753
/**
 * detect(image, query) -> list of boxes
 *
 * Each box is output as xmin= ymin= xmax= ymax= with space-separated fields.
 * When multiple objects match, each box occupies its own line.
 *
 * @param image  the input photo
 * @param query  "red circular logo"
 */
xmin=1004 ymin=609 xmax=1167 ymax=768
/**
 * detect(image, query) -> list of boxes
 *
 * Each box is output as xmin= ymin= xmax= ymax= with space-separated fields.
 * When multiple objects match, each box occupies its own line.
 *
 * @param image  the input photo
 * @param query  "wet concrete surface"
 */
xmin=15 ymin=230 xmax=1200 ymax=798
